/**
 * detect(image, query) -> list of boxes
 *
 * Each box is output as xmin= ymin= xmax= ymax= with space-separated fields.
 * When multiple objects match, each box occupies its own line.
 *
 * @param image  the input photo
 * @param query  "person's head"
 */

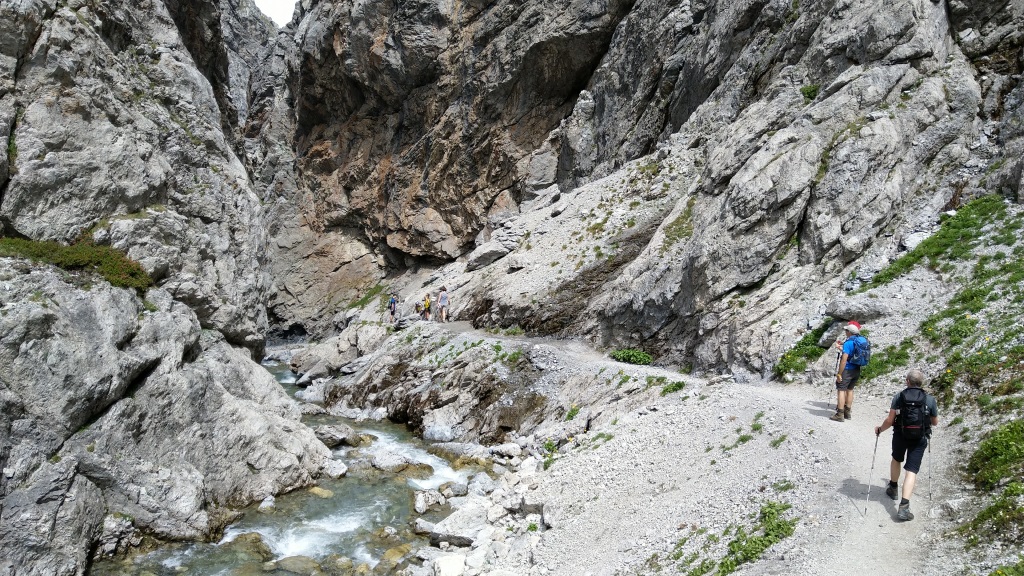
xmin=906 ymin=369 xmax=925 ymax=388
xmin=441 ymin=286 xmax=447 ymax=292
xmin=843 ymin=320 xmax=861 ymax=335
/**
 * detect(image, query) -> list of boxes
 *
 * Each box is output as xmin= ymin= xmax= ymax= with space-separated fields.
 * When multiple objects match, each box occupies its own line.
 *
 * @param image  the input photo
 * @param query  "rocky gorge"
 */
xmin=2 ymin=0 xmax=1024 ymax=574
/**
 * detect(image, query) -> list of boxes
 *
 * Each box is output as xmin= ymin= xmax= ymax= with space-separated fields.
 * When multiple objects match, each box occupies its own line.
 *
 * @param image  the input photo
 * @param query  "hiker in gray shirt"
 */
xmin=438 ymin=286 xmax=450 ymax=323
xmin=874 ymin=369 xmax=939 ymax=521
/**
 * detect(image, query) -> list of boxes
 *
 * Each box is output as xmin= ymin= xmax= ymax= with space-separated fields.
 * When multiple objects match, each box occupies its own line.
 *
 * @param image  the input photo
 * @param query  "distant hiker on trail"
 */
xmin=874 ymin=369 xmax=938 ymax=521
xmin=423 ymin=293 xmax=431 ymax=321
xmin=388 ymin=293 xmax=398 ymax=322
xmin=438 ymin=286 xmax=450 ymax=323
xmin=831 ymin=320 xmax=870 ymax=422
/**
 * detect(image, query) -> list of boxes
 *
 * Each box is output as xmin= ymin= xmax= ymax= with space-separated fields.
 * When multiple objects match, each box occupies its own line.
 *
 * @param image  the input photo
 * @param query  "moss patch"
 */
xmin=0 ymin=237 xmax=152 ymax=292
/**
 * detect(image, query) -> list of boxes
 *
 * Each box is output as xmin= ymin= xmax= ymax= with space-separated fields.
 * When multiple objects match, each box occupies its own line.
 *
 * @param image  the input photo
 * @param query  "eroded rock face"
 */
xmin=250 ymin=0 xmax=637 ymax=333
xmin=251 ymin=0 xmax=1024 ymax=355
xmin=0 ymin=259 xmax=330 ymax=575
xmin=388 ymin=0 xmax=1024 ymax=375
xmin=0 ymin=0 xmax=274 ymax=354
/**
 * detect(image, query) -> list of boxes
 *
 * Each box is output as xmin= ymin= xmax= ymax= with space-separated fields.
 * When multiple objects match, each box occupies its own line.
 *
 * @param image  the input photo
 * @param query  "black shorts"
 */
xmin=837 ymin=366 xmax=861 ymax=390
xmin=892 ymin=432 xmax=928 ymax=474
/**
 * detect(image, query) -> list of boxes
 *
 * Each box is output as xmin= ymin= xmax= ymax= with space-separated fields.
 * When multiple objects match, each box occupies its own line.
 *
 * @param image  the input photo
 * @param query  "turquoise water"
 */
xmin=90 ymin=361 xmax=470 ymax=575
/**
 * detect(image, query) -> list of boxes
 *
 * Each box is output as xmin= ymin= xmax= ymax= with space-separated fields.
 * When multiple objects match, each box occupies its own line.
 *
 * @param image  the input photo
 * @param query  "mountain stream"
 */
xmin=90 ymin=361 xmax=473 ymax=575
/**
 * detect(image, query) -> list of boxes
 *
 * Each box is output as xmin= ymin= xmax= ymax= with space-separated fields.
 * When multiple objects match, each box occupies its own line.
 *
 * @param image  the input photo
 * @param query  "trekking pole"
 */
xmin=928 ymin=438 xmax=933 ymax=501
xmin=864 ymin=434 xmax=879 ymax=515
xmin=828 ymin=352 xmax=840 ymax=410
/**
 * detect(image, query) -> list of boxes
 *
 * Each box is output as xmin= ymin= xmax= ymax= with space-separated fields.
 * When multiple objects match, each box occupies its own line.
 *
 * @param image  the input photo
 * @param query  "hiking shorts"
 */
xmin=836 ymin=366 xmax=861 ymax=390
xmin=892 ymin=432 xmax=928 ymax=474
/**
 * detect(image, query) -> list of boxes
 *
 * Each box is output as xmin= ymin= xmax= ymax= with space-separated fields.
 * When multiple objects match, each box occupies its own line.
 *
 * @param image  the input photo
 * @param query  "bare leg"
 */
xmin=890 ymin=459 xmax=901 ymax=484
xmin=846 ymin=389 xmax=854 ymax=409
xmin=902 ymin=471 xmax=917 ymax=500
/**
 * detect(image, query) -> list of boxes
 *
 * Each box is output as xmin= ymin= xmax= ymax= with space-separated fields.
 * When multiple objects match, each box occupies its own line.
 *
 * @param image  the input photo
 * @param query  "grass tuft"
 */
xmin=774 ymin=319 xmax=832 ymax=378
xmin=0 ymin=236 xmax=152 ymax=292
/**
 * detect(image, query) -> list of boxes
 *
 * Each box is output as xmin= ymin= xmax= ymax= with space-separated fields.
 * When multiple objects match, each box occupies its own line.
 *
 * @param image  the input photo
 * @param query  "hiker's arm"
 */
xmin=835 ymin=353 xmax=849 ymax=382
xmin=930 ymin=416 xmax=938 ymax=427
xmin=875 ymin=409 xmax=897 ymax=436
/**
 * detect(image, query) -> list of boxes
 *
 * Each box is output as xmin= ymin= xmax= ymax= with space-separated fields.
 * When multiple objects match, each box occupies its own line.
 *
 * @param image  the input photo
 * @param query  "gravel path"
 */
xmin=483 ymin=364 xmax=956 ymax=576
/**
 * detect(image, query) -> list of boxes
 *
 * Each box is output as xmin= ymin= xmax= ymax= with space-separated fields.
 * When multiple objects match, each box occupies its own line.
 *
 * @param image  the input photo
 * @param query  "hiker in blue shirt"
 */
xmin=831 ymin=320 xmax=865 ymax=422
xmin=388 ymin=293 xmax=398 ymax=323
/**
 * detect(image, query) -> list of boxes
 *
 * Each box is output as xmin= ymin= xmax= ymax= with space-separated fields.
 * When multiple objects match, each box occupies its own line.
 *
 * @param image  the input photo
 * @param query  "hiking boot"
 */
xmin=897 ymin=503 xmax=914 ymax=521
xmin=830 ymin=411 xmax=845 ymax=422
xmin=843 ymin=406 xmax=852 ymax=420
xmin=885 ymin=483 xmax=898 ymax=500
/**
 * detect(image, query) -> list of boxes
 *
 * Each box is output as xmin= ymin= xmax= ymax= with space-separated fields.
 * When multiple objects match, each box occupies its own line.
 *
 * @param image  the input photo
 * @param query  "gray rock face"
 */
xmin=245 ymin=0 xmax=1024 ymax=356
xmin=432 ymin=0 xmax=1024 ymax=375
xmin=0 ymin=259 xmax=329 ymax=575
xmin=0 ymin=0 xmax=274 ymax=354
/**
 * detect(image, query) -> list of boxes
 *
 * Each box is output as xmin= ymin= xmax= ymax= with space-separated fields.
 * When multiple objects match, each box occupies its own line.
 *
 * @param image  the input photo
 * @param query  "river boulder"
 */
xmin=314 ymin=424 xmax=363 ymax=448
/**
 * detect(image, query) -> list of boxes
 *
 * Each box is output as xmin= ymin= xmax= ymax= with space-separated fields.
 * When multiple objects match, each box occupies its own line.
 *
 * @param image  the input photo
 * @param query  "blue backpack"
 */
xmin=849 ymin=335 xmax=871 ymax=367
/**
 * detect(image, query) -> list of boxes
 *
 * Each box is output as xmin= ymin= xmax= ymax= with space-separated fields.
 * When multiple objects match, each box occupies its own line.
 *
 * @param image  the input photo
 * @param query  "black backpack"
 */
xmin=898 ymin=387 xmax=931 ymax=441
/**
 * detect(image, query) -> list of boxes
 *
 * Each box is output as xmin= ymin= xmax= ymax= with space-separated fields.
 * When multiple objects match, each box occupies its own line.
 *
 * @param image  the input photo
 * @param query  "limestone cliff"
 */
xmin=0 ymin=0 xmax=275 ymax=354
xmin=257 ymin=0 xmax=1023 ymax=375
xmin=0 ymin=1 xmax=330 ymax=574
xmin=0 ymin=259 xmax=331 ymax=576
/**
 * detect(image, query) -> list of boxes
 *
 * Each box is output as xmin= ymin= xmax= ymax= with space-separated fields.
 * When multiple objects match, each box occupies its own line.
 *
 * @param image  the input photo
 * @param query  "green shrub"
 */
xmin=662 ymin=196 xmax=697 ymax=251
xmin=565 ymin=405 xmax=580 ymax=421
xmin=661 ymin=380 xmax=686 ymax=396
xmin=347 ymin=283 xmax=385 ymax=309
xmin=774 ymin=319 xmax=832 ymax=378
xmin=610 ymin=349 xmax=653 ymax=365
xmin=800 ymin=84 xmax=820 ymax=102
xmin=961 ymin=482 xmax=1024 ymax=547
xmin=772 ymin=480 xmax=795 ymax=492
xmin=0 ymin=236 xmax=152 ymax=292
xmin=859 ymin=338 xmax=914 ymax=381
xmin=967 ymin=421 xmax=1024 ymax=490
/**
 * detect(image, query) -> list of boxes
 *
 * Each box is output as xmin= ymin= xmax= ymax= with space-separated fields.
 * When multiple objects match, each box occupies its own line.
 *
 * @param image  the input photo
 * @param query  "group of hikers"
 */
xmin=829 ymin=320 xmax=939 ymax=522
xmin=387 ymin=287 xmax=451 ymax=323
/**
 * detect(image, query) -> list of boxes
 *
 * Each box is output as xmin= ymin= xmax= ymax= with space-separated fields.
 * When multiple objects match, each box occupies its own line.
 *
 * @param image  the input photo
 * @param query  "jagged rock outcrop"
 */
xmin=0 ymin=0 xmax=275 ymax=354
xmin=0 ymin=258 xmax=330 ymax=576
xmin=289 ymin=0 xmax=1021 ymax=376
xmin=298 ymin=323 xmax=551 ymax=444
xmin=252 ymin=0 xmax=1024 ymax=367
xmin=250 ymin=0 xmax=638 ymax=334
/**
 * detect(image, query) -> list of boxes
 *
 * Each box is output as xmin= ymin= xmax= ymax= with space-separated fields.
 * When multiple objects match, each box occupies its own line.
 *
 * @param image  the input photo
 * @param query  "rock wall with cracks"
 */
xmin=400 ymin=0 xmax=1024 ymax=378
xmin=0 ymin=259 xmax=332 ymax=576
xmin=255 ymin=0 xmax=1024 ymax=347
xmin=579 ymin=0 xmax=1024 ymax=375
xmin=0 ymin=0 xmax=276 ymax=354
